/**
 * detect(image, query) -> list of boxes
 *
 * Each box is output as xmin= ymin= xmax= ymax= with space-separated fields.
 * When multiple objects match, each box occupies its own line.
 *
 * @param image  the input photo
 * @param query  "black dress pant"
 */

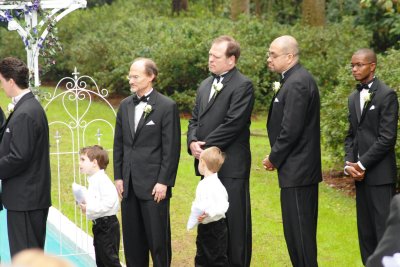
xmin=195 ymin=219 xmax=228 ymax=267
xmin=355 ymin=181 xmax=395 ymax=265
xmin=281 ymin=184 xmax=318 ymax=267
xmin=92 ymin=215 xmax=122 ymax=267
xmin=219 ymin=177 xmax=252 ymax=267
xmin=7 ymin=208 xmax=49 ymax=257
xmin=121 ymin=181 xmax=171 ymax=267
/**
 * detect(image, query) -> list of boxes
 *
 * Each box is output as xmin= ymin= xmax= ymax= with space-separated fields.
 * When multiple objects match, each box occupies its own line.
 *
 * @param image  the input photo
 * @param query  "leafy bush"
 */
xmin=0 ymin=1 xmax=372 ymax=115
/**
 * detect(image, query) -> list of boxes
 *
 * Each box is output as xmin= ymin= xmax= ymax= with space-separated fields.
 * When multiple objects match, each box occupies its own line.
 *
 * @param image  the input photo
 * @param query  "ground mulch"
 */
xmin=323 ymin=170 xmax=356 ymax=198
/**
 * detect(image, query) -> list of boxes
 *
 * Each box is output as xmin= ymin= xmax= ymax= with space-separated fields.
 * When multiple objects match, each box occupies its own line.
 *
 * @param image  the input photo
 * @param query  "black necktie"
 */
xmin=356 ymin=83 xmax=369 ymax=92
xmin=133 ymin=95 xmax=148 ymax=105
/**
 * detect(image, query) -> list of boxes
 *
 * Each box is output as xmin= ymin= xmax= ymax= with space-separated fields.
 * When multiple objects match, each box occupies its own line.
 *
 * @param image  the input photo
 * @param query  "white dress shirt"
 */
xmin=134 ymin=89 xmax=153 ymax=130
xmin=191 ymin=173 xmax=229 ymax=224
xmin=85 ymin=169 xmax=119 ymax=220
xmin=208 ymin=72 xmax=227 ymax=101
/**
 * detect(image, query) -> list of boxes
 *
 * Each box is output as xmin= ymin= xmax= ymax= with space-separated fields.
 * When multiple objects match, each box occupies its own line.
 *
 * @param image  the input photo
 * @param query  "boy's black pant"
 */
xmin=92 ymin=215 xmax=122 ymax=267
xmin=195 ymin=219 xmax=229 ymax=267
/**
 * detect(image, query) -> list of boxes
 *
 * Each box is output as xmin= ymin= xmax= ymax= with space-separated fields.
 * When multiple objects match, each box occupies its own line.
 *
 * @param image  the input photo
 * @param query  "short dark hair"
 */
xmin=212 ymin=35 xmax=241 ymax=63
xmin=0 ymin=57 xmax=29 ymax=89
xmin=79 ymin=145 xmax=109 ymax=170
xmin=132 ymin=57 xmax=158 ymax=81
xmin=354 ymin=48 xmax=377 ymax=64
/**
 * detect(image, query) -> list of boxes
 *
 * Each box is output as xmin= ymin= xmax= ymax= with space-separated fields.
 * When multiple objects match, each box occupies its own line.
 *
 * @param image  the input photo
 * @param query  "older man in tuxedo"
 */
xmin=263 ymin=35 xmax=321 ymax=267
xmin=0 ymin=57 xmax=51 ymax=256
xmin=187 ymin=35 xmax=254 ymax=267
xmin=344 ymin=48 xmax=398 ymax=265
xmin=113 ymin=58 xmax=181 ymax=267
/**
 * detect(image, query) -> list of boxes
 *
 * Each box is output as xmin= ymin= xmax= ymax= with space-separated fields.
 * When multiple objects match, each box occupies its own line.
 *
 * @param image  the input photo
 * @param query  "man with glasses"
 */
xmin=344 ymin=48 xmax=398 ymax=265
xmin=263 ymin=35 xmax=321 ymax=267
xmin=113 ymin=58 xmax=181 ymax=267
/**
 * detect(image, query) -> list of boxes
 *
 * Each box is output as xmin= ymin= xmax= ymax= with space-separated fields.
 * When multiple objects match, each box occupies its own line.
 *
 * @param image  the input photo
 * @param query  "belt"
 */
xmin=92 ymin=215 xmax=117 ymax=225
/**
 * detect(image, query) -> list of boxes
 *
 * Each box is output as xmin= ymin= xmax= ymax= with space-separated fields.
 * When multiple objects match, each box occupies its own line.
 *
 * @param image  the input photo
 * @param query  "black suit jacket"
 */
xmin=344 ymin=78 xmax=398 ymax=185
xmin=366 ymin=194 xmax=400 ymax=267
xmin=187 ymin=67 xmax=255 ymax=179
xmin=0 ymin=92 xmax=51 ymax=211
xmin=267 ymin=63 xmax=322 ymax=188
xmin=113 ymin=90 xmax=181 ymax=200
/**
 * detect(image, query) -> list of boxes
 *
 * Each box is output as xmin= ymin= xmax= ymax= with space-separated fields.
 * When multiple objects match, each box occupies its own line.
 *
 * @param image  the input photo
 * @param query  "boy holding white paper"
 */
xmin=188 ymin=146 xmax=229 ymax=266
xmin=78 ymin=145 xmax=121 ymax=267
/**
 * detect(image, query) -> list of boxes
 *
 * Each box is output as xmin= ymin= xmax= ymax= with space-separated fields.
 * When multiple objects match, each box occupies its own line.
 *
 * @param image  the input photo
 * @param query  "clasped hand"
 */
xmin=345 ymin=161 xmax=365 ymax=181
xmin=262 ymin=155 xmax=275 ymax=171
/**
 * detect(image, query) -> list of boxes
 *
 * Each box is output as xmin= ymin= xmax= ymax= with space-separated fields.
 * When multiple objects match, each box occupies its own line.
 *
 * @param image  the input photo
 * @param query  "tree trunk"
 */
xmin=172 ymin=0 xmax=188 ymax=15
xmin=254 ymin=0 xmax=262 ymax=17
xmin=302 ymin=0 xmax=325 ymax=26
xmin=231 ymin=0 xmax=249 ymax=20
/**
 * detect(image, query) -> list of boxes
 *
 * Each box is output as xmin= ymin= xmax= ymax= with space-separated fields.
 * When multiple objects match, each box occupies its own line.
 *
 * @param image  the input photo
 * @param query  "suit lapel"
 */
xmin=201 ymin=78 xmax=214 ymax=112
xmin=132 ymin=90 xmax=157 ymax=143
xmin=359 ymin=82 xmax=378 ymax=124
xmin=126 ymin=96 xmax=136 ymax=139
xmin=354 ymin=91 xmax=361 ymax=122
xmin=200 ymin=68 xmax=237 ymax=118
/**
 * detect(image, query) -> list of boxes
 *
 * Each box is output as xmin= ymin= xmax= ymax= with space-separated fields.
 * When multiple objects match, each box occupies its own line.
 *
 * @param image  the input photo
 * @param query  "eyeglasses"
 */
xmin=126 ymin=75 xmax=139 ymax=81
xmin=267 ymin=52 xmax=290 ymax=59
xmin=349 ymin=62 xmax=373 ymax=69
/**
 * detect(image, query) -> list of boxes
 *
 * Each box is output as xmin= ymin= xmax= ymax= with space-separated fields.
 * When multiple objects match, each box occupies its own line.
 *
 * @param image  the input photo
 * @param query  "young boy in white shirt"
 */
xmin=189 ymin=146 xmax=229 ymax=266
xmin=78 ymin=145 xmax=121 ymax=267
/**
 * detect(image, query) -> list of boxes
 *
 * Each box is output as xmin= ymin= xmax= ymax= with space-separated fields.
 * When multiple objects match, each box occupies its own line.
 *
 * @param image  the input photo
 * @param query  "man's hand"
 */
xmin=262 ymin=155 xmax=275 ymax=171
xmin=152 ymin=183 xmax=167 ymax=203
xmin=345 ymin=161 xmax=365 ymax=181
xmin=115 ymin=179 xmax=124 ymax=199
xmin=198 ymin=212 xmax=208 ymax=223
xmin=79 ymin=203 xmax=87 ymax=214
xmin=189 ymin=141 xmax=206 ymax=159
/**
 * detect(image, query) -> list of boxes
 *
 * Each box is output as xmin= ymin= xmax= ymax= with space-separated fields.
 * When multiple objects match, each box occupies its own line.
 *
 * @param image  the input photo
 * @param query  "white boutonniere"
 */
xmin=272 ymin=81 xmax=281 ymax=94
xmin=144 ymin=104 xmax=152 ymax=118
xmin=7 ymin=103 xmax=15 ymax=115
xmin=212 ymin=82 xmax=224 ymax=97
xmin=363 ymin=92 xmax=371 ymax=103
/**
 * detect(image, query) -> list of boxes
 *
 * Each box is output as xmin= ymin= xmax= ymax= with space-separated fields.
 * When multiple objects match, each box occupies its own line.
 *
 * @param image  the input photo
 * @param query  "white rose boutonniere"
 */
xmin=7 ymin=103 xmax=15 ymax=115
xmin=272 ymin=81 xmax=281 ymax=94
xmin=212 ymin=82 xmax=224 ymax=98
xmin=144 ymin=104 xmax=152 ymax=118
xmin=363 ymin=92 xmax=371 ymax=103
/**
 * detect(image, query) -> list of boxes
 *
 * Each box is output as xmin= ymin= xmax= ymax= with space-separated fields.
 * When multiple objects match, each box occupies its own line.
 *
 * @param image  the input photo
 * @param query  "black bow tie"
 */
xmin=356 ymin=83 xmax=370 ymax=92
xmin=133 ymin=95 xmax=148 ymax=105
xmin=212 ymin=73 xmax=225 ymax=83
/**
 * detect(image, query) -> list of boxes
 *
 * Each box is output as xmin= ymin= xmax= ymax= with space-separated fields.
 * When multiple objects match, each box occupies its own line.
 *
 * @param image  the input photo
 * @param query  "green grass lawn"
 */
xmin=0 ymin=89 xmax=362 ymax=266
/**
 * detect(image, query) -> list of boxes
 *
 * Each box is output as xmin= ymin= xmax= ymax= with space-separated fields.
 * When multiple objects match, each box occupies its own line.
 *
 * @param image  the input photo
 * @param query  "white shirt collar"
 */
xmin=12 ymin=89 xmax=31 ymax=104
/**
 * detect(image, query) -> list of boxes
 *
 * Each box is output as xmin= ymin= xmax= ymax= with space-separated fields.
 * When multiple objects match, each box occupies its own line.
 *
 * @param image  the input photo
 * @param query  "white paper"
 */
xmin=72 ymin=182 xmax=87 ymax=204
xmin=187 ymin=205 xmax=204 ymax=230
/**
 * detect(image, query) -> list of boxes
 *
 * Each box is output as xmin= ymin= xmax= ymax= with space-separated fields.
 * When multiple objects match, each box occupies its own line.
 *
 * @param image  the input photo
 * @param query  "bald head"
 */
xmin=353 ymin=48 xmax=377 ymax=64
xmin=267 ymin=35 xmax=300 ymax=74
xmin=272 ymin=35 xmax=299 ymax=58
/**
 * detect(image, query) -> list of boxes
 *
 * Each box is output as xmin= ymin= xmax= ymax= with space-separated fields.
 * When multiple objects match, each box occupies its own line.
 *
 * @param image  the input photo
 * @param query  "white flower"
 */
xmin=272 ymin=81 xmax=281 ymax=94
xmin=144 ymin=104 xmax=152 ymax=118
xmin=212 ymin=82 xmax=224 ymax=95
xmin=363 ymin=92 xmax=371 ymax=103
xmin=7 ymin=103 xmax=15 ymax=113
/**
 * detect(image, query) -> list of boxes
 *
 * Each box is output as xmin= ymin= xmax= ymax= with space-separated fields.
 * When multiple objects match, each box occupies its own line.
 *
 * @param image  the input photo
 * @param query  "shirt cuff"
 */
xmin=357 ymin=161 xmax=366 ymax=171
xmin=344 ymin=166 xmax=350 ymax=176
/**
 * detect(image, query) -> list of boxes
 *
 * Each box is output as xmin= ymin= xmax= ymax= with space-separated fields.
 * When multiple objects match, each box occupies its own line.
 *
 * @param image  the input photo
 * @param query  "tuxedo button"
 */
xmin=199 ymin=123 xmax=203 ymax=127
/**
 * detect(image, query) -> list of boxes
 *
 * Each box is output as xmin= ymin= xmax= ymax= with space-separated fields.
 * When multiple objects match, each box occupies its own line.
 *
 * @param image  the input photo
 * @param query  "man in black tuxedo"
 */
xmin=366 ymin=194 xmax=400 ymax=267
xmin=187 ymin=35 xmax=254 ymax=267
xmin=263 ymin=35 xmax=321 ymax=267
xmin=344 ymin=48 xmax=398 ymax=265
xmin=113 ymin=58 xmax=181 ymax=267
xmin=0 ymin=57 xmax=51 ymax=257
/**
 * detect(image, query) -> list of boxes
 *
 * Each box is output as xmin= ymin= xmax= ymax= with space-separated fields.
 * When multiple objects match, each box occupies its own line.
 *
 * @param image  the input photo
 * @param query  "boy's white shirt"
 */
xmin=188 ymin=173 xmax=229 ymax=229
xmin=85 ymin=169 xmax=119 ymax=220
